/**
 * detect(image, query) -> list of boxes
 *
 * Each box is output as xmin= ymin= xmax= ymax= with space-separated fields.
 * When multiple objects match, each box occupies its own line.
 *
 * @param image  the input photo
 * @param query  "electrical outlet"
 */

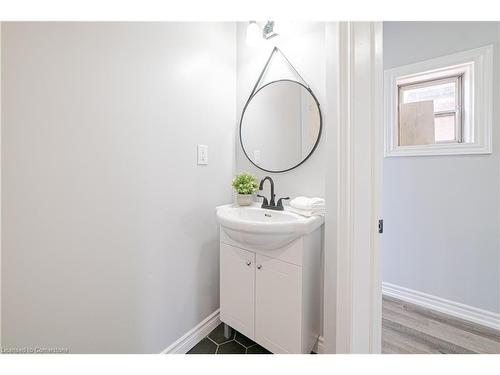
xmin=254 ymin=150 xmax=261 ymax=165
xmin=197 ymin=144 xmax=208 ymax=165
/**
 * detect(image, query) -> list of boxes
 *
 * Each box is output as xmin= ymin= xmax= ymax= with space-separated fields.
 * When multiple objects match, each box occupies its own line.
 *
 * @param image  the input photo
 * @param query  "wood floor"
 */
xmin=382 ymin=296 xmax=500 ymax=354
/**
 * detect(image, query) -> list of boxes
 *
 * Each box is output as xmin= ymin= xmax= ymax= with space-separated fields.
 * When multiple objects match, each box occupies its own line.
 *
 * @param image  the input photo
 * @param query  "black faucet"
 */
xmin=257 ymin=176 xmax=290 ymax=211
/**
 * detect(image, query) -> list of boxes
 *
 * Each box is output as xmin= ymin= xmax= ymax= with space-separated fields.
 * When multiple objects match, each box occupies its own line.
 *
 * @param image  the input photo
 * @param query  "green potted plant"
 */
xmin=232 ymin=173 xmax=259 ymax=206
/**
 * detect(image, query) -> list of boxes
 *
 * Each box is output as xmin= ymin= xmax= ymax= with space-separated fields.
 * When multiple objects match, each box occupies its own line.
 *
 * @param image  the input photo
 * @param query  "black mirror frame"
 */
xmin=239 ymin=78 xmax=323 ymax=174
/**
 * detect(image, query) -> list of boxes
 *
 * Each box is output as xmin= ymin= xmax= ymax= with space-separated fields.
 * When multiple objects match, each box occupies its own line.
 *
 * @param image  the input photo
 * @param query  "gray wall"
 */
xmin=383 ymin=22 xmax=500 ymax=313
xmin=1 ymin=22 xmax=236 ymax=353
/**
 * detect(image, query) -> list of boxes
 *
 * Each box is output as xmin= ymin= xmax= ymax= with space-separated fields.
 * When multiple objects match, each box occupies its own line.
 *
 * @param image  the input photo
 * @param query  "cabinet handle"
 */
xmin=257 ymin=264 xmax=262 ymax=270
xmin=246 ymin=261 xmax=251 ymax=266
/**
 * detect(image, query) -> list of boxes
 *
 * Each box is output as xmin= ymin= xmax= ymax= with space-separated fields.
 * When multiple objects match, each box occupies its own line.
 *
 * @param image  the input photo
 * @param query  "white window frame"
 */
xmin=384 ymin=45 xmax=493 ymax=157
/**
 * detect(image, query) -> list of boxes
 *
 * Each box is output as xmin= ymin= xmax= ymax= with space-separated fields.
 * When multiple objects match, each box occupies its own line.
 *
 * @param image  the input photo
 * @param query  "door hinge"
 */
xmin=378 ymin=219 xmax=384 ymax=234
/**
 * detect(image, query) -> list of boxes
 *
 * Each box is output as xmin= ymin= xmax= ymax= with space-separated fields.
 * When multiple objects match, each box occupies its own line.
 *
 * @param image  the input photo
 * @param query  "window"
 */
xmin=399 ymin=75 xmax=462 ymax=145
xmin=385 ymin=45 xmax=493 ymax=157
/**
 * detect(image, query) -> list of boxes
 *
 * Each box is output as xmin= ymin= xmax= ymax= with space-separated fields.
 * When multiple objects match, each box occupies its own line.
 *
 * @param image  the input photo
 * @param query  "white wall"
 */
xmin=1 ymin=22 xmax=236 ymax=353
xmin=236 ymin=22 xmax=326 ymax=199
xmin=235 ymin=22 xmax=327 ymax=335
xmin=383 ymin=22 xmax=500 ymax=313
xmin=322 ymin=21 xmax=339 ymax=354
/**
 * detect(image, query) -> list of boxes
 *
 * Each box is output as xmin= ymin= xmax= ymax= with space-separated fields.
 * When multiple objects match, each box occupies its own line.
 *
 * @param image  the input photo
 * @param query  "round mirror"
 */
xmin=240 ymin=80 xmax=322 ymax=173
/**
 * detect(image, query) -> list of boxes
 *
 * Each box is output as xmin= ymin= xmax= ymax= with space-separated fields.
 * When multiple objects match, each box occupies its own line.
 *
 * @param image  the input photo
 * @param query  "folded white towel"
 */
xmin=287 ymin=206 xmax=325 ymax=218
xmin=290 ymin=196 xmax=325 ymax=211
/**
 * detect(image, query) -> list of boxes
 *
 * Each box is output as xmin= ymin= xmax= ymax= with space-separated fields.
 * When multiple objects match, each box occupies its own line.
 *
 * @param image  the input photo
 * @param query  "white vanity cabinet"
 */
xmin=219 ymin=226 xmax=322 ymax=354
xmin=220 ymin=242 xmax=255 ymax=339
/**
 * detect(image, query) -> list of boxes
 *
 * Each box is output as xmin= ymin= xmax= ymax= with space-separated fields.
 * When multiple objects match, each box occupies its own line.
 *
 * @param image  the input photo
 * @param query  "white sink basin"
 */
xmin=216 ymin=203 xmax=324 ymax=250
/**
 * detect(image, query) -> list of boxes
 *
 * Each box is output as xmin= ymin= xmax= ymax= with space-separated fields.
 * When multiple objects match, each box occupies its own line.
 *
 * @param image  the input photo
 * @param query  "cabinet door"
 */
xmin=220 ymin=243 xmax=255 ymax=339
xmin=255 ymin=253 xmax=302 ymax=353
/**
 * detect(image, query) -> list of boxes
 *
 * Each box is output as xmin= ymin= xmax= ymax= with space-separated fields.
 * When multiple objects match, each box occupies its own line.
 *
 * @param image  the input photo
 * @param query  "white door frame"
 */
xmin=0 ymin=22 xmax=3 ymax=348
xmin=323 ymin=21 xmax=383 ymax=354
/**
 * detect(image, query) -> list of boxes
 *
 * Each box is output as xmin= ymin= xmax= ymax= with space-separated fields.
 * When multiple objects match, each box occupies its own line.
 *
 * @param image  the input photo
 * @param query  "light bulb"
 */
xmin=245 ymin=21 xmax=261 ymax=46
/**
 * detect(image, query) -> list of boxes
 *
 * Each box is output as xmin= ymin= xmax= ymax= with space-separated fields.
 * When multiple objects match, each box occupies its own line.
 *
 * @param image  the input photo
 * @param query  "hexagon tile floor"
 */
xmin=187 ymin=323 xmax=271 ymax=354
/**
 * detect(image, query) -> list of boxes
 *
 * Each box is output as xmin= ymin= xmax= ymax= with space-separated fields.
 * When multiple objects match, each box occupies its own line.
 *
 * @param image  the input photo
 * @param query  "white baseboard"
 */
xmin=161 ymin=308 xmax=325 ymax=354
xmin=162 ymin=309 xmax=221 ymax=354
xmin=312 ymin=336 xmax=325 ymax=354
xmin=382 ymin=282 xmax=500 ymax=331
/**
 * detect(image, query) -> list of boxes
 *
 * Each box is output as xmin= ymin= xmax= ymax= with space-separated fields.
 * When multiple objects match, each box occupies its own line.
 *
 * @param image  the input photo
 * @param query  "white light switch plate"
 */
xmin=197 ymin=144 xmax=208 ymax=165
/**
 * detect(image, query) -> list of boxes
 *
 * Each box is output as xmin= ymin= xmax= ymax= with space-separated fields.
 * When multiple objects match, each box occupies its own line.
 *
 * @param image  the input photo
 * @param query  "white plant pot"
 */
xmin=236 ymin=193 xmax=254 ymax=206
